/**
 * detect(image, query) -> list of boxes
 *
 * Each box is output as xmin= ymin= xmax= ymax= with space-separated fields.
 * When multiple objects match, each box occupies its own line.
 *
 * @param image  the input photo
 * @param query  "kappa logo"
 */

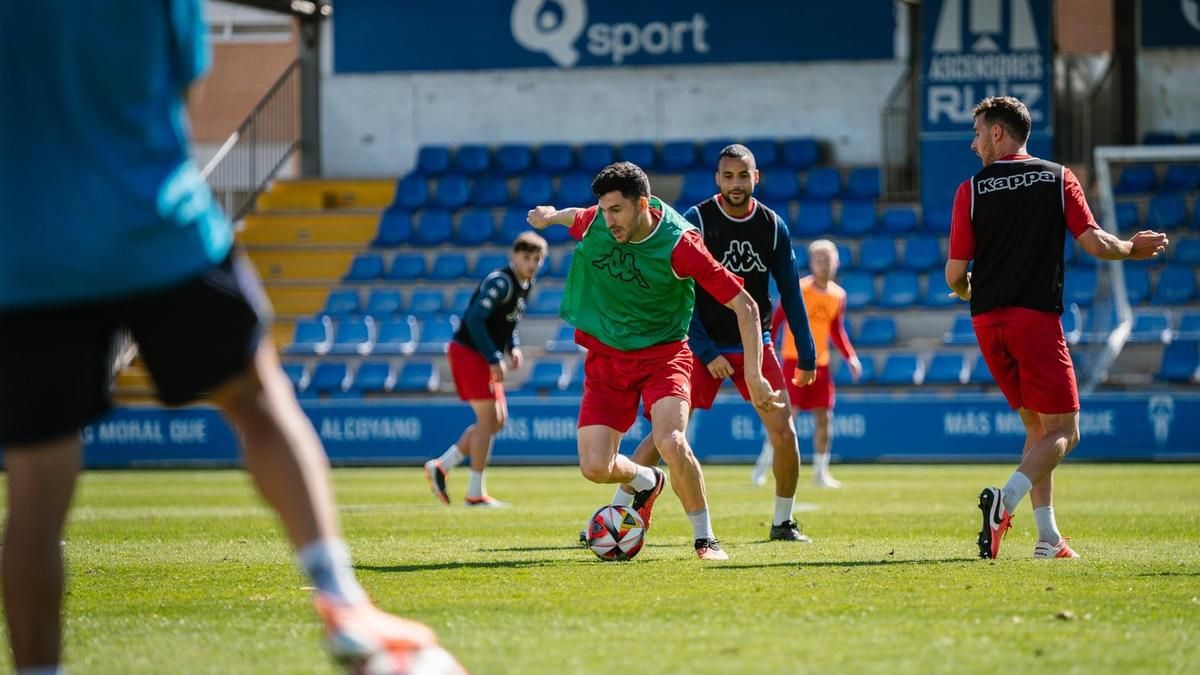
xmin=720 ymin=240 xmax=767 ymax=274
xmin=976 ymin=170 xmax=1056 ymax=194
xmin=1147 ymin=395 xmax=1175 ymax=448
xmin=933 ymin=0 xmax=1038 ymax=54
xmin=592 ymin=248 xmax=649 ymax=288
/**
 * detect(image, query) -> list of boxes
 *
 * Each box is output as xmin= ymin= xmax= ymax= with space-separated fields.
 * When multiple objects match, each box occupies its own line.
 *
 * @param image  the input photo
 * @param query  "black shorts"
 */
xmin=0 ymin=253 xmax=269 ymax=446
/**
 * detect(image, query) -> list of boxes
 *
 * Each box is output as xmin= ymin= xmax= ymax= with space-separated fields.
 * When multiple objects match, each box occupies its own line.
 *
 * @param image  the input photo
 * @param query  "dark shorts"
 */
xmin=0 ymin=253 xmax=267 ymax=446
xmin=689 ymin=344 xmax=788 ymax=410
xmin=973 ymin=308 xmax=1080 ymax=415
xmin=578 ymin=346 xmax=693 ymax=432
xmin=785 ymin=361 xmax=834 ymax=411
xmin=448 ymin=340 xmax=505 ymax=402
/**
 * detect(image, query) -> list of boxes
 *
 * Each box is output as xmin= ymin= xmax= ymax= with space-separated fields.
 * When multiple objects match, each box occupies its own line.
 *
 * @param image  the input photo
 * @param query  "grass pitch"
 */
xmin=6 ymin=464 xmax=1199 ymax=674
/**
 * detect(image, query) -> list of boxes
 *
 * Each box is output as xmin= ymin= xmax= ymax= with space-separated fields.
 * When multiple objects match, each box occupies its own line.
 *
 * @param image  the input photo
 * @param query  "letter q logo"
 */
xmin=511 ymin=0 xmax=588 ymax=68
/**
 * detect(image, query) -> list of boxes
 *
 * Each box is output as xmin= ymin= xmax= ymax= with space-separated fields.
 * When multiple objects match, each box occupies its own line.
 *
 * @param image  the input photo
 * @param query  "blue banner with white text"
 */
xmin=1142 ymin=0 xmax=1200 ymax=48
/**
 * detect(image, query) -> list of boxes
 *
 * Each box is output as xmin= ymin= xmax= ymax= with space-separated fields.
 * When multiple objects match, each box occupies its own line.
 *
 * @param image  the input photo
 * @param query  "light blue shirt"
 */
xmin=0 ymin=0 xmax=233 ymax=308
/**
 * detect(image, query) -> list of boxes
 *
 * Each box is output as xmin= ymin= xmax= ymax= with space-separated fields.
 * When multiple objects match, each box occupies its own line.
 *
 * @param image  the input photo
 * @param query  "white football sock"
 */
xmin=773 ymin=495 xmax=795 ymax=526
xmin=1033 ymin=506 xmax=1062 ymax=544
xmin=813 ymin=452 xmax=829 ymax=476
xmin=298 ymin=538 xmax=367 ymax=606
xmin=611 ymin=486 xmax=635 ymax=507
xmin=436 ymin=444 xmax=464 ymax=470
xmin=1001 ymin=471 xmax=1033 ymax=514
xmin=686 ymin=508 xmax=715 ymax=541
xmin=467 ymin=470 xmax=485 ymax=499
xmin=627 ymin=465 xmax=658 ymax=492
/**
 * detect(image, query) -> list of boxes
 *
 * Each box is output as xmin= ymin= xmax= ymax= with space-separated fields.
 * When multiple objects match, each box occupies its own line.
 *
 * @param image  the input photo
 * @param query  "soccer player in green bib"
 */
xmin=528 ymin=162 xmax=786 ymax=560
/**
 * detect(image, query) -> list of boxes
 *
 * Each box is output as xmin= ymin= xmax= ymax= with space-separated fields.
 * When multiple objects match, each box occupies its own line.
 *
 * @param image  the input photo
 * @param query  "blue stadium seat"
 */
xmin=550 ymin=250 xmax=573 ymax=279
xmin=834 ymin=354 xmax=874 ymax=385
xmin=285 ymin=317 xmax=332 ymax=356
xmin=1143 ymin=131 xmax=1181 ymax=145
xmin=659 ymin=141 xmax=697 ymax=171
xmin=839 ymin=271 xmax=874 ymax=309
xmin=564 ymin=361 xmax=587 ymax=392
xmin=879 ymin=353 xmax=920 ymax=385
xmin=351 ymin=362 xmax=393 ymax=394
xmin=1128 ymin=309 xmax=1172 ymax=343
xmin=924 ymin=353 xmax=967 ymax=385
xmin=469 ymin=176 xmax=509 ymax=208
xmin=1114 ymin=165 xmax=1157 ymax=194
xmin=453 ymin=144 xmax=490 ymax=175
xmin=455 ymin=209 xmax=495 ymax=245
xmin=923 ymin=204 xmax=952 ymax=233
xmin=679 ymin=170 xmax=715 ymax=206
xmin=415 ymin=318 xmax=456 ymax=354
xmin=473 ymin=252 xmax=510 ymax=277
xmin=1158 ymin=340 xmax=1199 ymax=382
xmin=528 ymin=287 xmax=564 ymax=315
xmin=373 ymin=317 xmax=418 ymax=355
xmin=364 ymin=289 xmax=403 ymax=319
xmin=744 ymin=139 xmax=779 ymax=168
xmin=282 ymin=363 xmax=307 ymax=393
xmin=838 ymin=200 xmax=877 ymax=235
xmin=516 ymin=173 xmax=553 ymax=208
xmin=428 ymin=252 xmax=468 ymax=281
xmin=782 ymin=139 xmax=819 ymax=170
xmin=858 ymin=237 xmax=896 ymax=272
xmin=1114 ymin=201 xmax=1139 ymax=231
xmin=1174 ymin=239 xmax=1200 ymax=265
xmin=343 ymin=254 xmax=385 ymax=283
xmin=836 ymin=242 xmax=855 ymax=270
xmin=792 ymin=202 xmax=833 ymax=236
xmin=1146 ymin=194 xmax=1188 ymax=230
xmin=496 ymin=208 xmax=532 ymax=244
xmin=387 ymin=254 xmax=425 ymax=282
xmin=759 ymin=171 xmax=799 ymax=202
xmin=922 ymin=278 xmax=959 ymax=307
xmin=536 ymin=144 xmax=574 ymax=173
xmin=803 ymin=167 xmax=841 ymax=201
xmin=450 ymin=288 xmax=474 ymax=318
xmin=525 ymin=360 xmax=570 ymax=392
xmin=408 ymin=290 xmax=446 ymax=319
xmin=790 ymin=245 xmax=809 ymax=271
xmin=431 ymin=174 xmax=469 ymax=210
xmin=394 ymin=361 xmax=439 ymax=392
xmin=1161 ymin=164 xmax=1200 ymax=192
xmin=619 ymin=141 xmax=656 ymax=170
xmin=944 ymin=315 xmax=976 ymax=345
xmin=879 ymin=271 xmax=919 ymax=307
xmin=880 ymin=206 xmax=918 ymax=234
xmin=856 ymin=316 xmax=897 ymax=346
xmin=969 ymin=355 xmax=995 ymax=385
xmin=495 ymin=144 xmax=533 ymax=175
xmin=416 ymin=146 xmax=450 ymax=176
xmin=372 ymin=209 xmax=412 ymax=247
xmin=1064 ymin=267 xmax=1098 ymax=306
xmin=1153 ymin=266 xmax=1198 ymax=305
xmin=1189 ymin=131 xmax=1200 ymax=144
xmin=846 ymin=167 xmax=881 ymax=200
xmin=556 ymin=172 xmax=593 ymax=205
xmin=545 ymin=324 xmax=582 ymax=353
xmin=902 ymin=236 xmax=941 ymax=270
xmin=328 ymin=317 xmax=375 ymax=356
xmin=322 ymin=289 xmax=361 ymax=318
xmin=310 ymin=362 xmax=350 ymax=396
xmin=579 ymin=143 xmax=615 ymax=172
xmin=701 ymin=138 xmax=736 ymax=166
xmin=1177 ymin=311 xmax=1200 ymax=340
xmin=412 ymin=209 xmax=453 ymax=247
xmin=393 ymin=175 xmax=427 ymax=210
xmin=1123 ymin=265 xmax=1151 ymax=305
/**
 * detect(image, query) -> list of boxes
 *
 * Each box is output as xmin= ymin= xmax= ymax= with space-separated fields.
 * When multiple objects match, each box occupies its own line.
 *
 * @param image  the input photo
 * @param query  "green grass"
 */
xmin=4 ymin=464 xmax=1199 ymax=674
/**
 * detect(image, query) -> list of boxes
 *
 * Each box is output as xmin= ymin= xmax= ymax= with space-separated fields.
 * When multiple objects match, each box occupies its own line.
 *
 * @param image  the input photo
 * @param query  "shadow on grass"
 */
xmin=706 ymin=556 xmax=977 ymax=570
xmin=357 ymin=558 xmax=590 ymax=573
xmin=1135 ymin=571 xmax=1200 ymax=577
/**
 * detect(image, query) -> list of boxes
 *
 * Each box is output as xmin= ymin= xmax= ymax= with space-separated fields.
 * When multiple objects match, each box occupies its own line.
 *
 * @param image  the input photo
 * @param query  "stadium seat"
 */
xmin=792 ymin=202 xmax=833 ymax=236
xmin=322 ymin=289 xmax=361 ymax=318
xmin=700 ymin=138 xmax=736 ymax=166
xmin=496 ymin=207 xmax=533 ymax=244
xmin=427 ymin=252 xmax=468 ymax=281
xmin=1176 ymin=311 xmax=1200 ymax=340
xmin=550 ymin=250 xmax=574 ymax=278
xmin=923 ymin=204 xmax=952 ymax=233
xmin=969 ymin=355 xmax=995 ymax=384
xmin=1114 ymin=201 xmax=1139 ymax=231
xmin=879 ymin=353 xmax=920 ymax=385
xmin=415 ymin=318 xmax=456 ymax=354
xmin=545 ymin=324 xmax=582 ymax=353
xmin=1142 ymin=131 xmax=1181 ymax=145
xmin=579 ymin=143 xmax=615 ymax=172
xmin=839 ymin=271 xmax=874 ymax=309
xmin=432 ymin=174 xmax=469 ymax=209
xmin=394 ymin=361 xmax=439 ymax=392
xmin=659 ymin=141 xmax=697 ymax=171
xmin=364 ymin=289 xmax=403 ymax=319
xmin=679 ymin=170 xmax=715 ymax=206
xmin=922 ymin=278 xmax=959 ymax=307
xmin=858 ymin=237 xmax=896 ymax=272
xmin=1173 ymin=239 xmax=1200 ymax=265
xmin=412 ymin=209 xmax=453 ymax=246
xmin=901 ymin=236 xmax=941 ymax=270
xmin=495 ymin=144 xmax=533 ymax=175
xmin=1113 ymin=165 xmax=1157 ymax=194
xmin=782 ymin=139 xmax=820 ymax=170
xmin=1123 ymin=266 xmax=1151 ymax=305
xmin=416 ymin=146 xmax=451 ymax=176
xmin=835 ymin=243 xmax=855 ymax=269
xmin=879 ymin=271 xmax=919 ymax=308
xmin=744 ymin=139 xmax=779 ymax=168
xmin=524 ymin=360 xmax=570 ymax=392
xmin=310 ymin=362 xmax=351 ymax=396
xmin=343 ymin=254 xmax=385 ymax=283
xmin=759 ymin=170 xmax=800 ymax=202
xmin=393 ymin=175 xmax=428 ymax=210
xmin=803 ymin=167 xmax=841 ymax=200
xmin=1152 ymin=266 xmax=1198 ymax=304
xmin=792 ymin=245 xmax=809 ymax=272
xmin=1064 ymin=267 xmax=1098 ymax=306
xmin=372 ymin=209 xmax=413 ymax=247
xmin=1157 ymin=340 xmax=1199 ymax=382
xmin=846 ymin=167 xmax=881 ymax=200
xmin=472 ymin=252 xmax=510 ymax=277
xmin=1189 ymin=131 xmax=1200 ymax=144
xmin=455 ymin=209 xmax=496 ymax=245
xmin=1146 ymin=194 xmax=1188 ymax=230
xmin=856 ymin=316 xmax=897 ymax=346
xmin=619 ymin=141 xmax=656 ymax=169
xmin=328 ymin=317 xmax=375 ymax=356
xmin=1128 ymin=309 xmax=1172 ymax=343
xmin=387 ymin=253 xmax=426 ymax=282
xmin=453 ymin=144 xmax=490 ymax=175
xmin=1161 ymin=164 xmax=1200 ymax=192
xmin=408 ymin=289 xmax=446 ymax=319
xmin=880 ymin=206 xmax=918 ymax=234
xmin=351 ymin=362 xmax=394 ymax=394
xmin=834 ymin=354 xmax=874 ymax=385
xmin=924 ymin=353 xmax=967 ymax=385
xmin=282 ymin=362 xmax=307 ymax=393
xmin=536 ymin=143 xmax=574 ymax=173
xmin=285 ymin=317 xmax=332 ymax=355
xmin=450 ymin=288 xmax=474 ymax=318
xmin=944 ymin=315 xmax=976 ymax=345
xmin=373 ymin=316 xmax=418 ymax=355
xmin=469 ymin=176 xmax=509 ymax=208
xmin=528 ymin=287 xmax=564 ymax=315
xmin=556 ymin=172 xmax=593 ymax=206
xmin=515 ymin=174 xmax=553 ymax=208
xmin=838 ymin=200 xmax=877 ymax=235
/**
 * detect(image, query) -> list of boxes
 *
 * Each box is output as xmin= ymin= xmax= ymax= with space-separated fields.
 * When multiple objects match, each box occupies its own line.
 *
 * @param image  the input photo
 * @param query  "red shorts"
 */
xmin=689 ymin=344 xmax=788 ymax=410
xmin=448 ymin=340 xmax=505 ymax=402
xmin=578 ymin=346 xmax=693 ymax=432
xmin=973 ymin=307 xmax=1079 ymax=414
xmin=784 ymin=360 xmax=834 ymax=411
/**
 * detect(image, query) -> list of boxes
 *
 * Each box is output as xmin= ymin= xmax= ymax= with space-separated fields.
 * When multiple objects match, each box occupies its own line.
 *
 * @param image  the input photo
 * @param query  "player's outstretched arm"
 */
xmin=726 ymin=289 xmax=786 ymax=413
xmin=1077 ymin=228 xmax=1168 ymax=261
xmin=527 ymin=205 xmax=582 ymax=229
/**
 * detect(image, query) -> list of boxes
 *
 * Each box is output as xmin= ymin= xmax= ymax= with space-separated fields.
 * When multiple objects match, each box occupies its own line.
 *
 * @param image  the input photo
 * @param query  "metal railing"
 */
xmin=881 ymin=69 xmax=917 ymax=202
xmin=201 ymin=59 xmax=301 ymax=222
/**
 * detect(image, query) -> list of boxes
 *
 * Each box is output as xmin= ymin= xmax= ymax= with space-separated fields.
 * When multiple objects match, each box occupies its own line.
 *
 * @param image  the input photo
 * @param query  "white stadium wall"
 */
xmin=1138 ymin=49 xmax=1200 ymax=136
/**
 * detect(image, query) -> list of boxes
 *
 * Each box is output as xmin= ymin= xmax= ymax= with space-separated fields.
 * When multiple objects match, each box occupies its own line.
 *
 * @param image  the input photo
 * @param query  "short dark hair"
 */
xmin=591 ymin=161 xmax=651 ymax=201
xmin=512 ymin=230 xmax=547 ymax=255
xmin=972 ymin=96 xmax=1032 ymax=143
xmin=717 ymin=144 xmax=756 ymax=167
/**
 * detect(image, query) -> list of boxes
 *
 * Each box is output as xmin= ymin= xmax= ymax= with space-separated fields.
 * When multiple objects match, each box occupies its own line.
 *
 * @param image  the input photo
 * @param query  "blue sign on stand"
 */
xmin=1142 ymin=0 xmax=1200 ymax=48
xmin=919 ymin=0 xmax=1054 ymax=214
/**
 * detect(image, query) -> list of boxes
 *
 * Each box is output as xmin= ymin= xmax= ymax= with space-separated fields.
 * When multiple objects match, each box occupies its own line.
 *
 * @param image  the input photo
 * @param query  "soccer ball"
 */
xmin=585 ymin=504 xmax=645 ymax=561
